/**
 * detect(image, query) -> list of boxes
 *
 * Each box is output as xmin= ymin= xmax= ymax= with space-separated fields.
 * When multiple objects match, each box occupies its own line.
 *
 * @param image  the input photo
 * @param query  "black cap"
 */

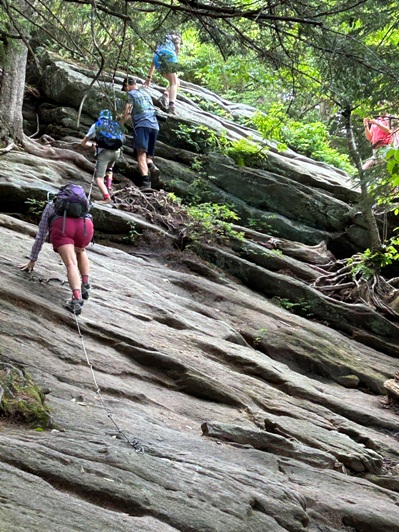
xmin=121 ymin=77 xmax=136 ymax=89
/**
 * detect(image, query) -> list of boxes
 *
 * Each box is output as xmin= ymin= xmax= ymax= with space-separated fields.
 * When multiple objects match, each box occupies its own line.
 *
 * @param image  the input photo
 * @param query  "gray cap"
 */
xmin=121 ymin=77 xmax=137 ymax=89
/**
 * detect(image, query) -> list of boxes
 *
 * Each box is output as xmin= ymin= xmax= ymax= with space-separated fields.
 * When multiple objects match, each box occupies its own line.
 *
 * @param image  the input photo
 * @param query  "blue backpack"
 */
xmin=95 ymin=118 xmax=125 ymax=150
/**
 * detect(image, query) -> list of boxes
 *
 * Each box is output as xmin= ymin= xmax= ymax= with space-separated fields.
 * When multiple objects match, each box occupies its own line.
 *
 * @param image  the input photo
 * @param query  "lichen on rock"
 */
xmin=0 ymin=362 xmax=51 ymax=428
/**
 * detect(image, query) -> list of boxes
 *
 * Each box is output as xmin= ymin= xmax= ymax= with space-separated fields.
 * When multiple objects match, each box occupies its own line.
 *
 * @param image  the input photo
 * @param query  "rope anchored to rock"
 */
xmin=72 ymin=311 xmax=144 ymax=453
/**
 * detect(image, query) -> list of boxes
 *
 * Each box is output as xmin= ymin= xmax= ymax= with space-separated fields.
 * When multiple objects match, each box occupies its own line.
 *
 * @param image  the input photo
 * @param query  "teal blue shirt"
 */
xmin=127 ymin=89 xmax=159 ymax=130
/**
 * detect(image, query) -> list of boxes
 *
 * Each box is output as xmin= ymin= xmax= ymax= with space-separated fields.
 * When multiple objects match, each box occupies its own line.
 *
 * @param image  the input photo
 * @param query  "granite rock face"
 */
xmin=1 ymin=209 xmax=399 ymax=531
xmin=0 ymin=56 xmax=399 ymax=531
xmin=32 ymin=53 xmax=370 ymax=253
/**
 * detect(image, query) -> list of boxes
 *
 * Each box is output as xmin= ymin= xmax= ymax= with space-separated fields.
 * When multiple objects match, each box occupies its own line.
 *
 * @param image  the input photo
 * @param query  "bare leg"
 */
xmin=96 ymin=177 xmax=109 ymax=197
xmin=76 ymin=248 xmax=90 ymax=278
xmin=163 ymin=72 xmax=179 ymax=103
xmin=105 ymin=167 xmax=113 ymax=190
xmin=57 ymin=244 xmax=81 ymax=292
xmin=136 ymin=150 xmax=149 ymax=177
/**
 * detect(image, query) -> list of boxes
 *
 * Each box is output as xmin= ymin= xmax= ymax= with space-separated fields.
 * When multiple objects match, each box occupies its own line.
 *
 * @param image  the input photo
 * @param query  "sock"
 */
xmin=105 ymin=174 xmax=112 ymax=189
xmin=169 ymin=101 xmax=175 ymax=106
xmin=81 ymin=275 xmax=89 ymax=285
xmin=72 ymin=289 xmax=82 ymax=301
xmin=103 ymin=193 xmax=110 ymax=200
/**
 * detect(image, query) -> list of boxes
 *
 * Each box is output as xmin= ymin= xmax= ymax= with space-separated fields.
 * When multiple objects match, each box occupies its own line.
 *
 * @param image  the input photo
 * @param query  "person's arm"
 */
xmin=371 ymin=118 xmax=392 ymax=134
xmin=120 ymin=102 xmax=132 ymax=125
xmin=81 ymin=124 xmax=96 ymax=148
xmin=19 ymin=203 xmax=53 ymax=270
xmin=81 ymin=136 xmax=93 ymax=148
xmin=144 ymin=61 xmax=155 ymax=87
xmin=363 ymin=118 xmax=373 ymax=142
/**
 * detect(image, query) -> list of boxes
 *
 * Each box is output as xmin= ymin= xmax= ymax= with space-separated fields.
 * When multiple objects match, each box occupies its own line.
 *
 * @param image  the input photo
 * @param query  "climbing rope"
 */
xmin=72 ymin=311 xmax=144 ymax=453
xmin=20 ymin=270 xmax=143 ymax=451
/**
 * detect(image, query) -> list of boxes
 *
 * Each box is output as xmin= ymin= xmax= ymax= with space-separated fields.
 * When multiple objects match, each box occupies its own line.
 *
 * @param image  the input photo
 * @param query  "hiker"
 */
xmin=144 ymin=31 xmax=182 ymax=116
xmin=81 ymin=109 xmax=125 ymax=204
xmin=362 ymin=115 xmax=393 ymax=170
xmin=120 ymin=77 xmax=160 ymax=189
xmin=19 ymin=184 xmax=94 ymax=315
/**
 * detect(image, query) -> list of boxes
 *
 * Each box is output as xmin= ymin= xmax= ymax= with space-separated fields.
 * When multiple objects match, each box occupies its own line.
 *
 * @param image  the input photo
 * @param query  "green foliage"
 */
xmin=123 ymin=221 xmax=140 ymax=244
xmin=253 ymin=105 xmax=288 ymax=146
xmin=254 ymin=109 xmax=356 ymax=174
xmin=348 ymin=234 xmax=399 ymax=278
xmin=187 ymin=202 xmax=243 ymax=242
xmin=226 ymin=138 xmax=267 ymax=168
xmin=0 ymin=364 xmax=52 ymax=429
xmin=284 ymin=121 xmax=356 ymax=174
xmin=186 ymin=92 xmax=232 ymax=119
xmin=254 ymin=327 xmax=267 ymax=345
xmin=175 ymin=123 xmax=230 ymax=154
xmin=166 ymin=192 xmax=182 ymax=204
xmin=191 ymin=157 xmax=204 ymax=172
xmin=186 ymin=177 xmax=215 ymax=204
xmin=25 ymin=197 xmax=47 ymax=218
xmin=383 ymin=147 xmax=399 ymax=215
xmin=272 ymin=296 xmax=314 ymax=318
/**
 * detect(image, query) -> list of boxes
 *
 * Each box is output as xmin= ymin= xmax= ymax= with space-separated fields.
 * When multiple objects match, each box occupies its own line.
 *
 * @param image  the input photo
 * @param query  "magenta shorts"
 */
xmin=50 ymin=217 xmax=94 ymax=251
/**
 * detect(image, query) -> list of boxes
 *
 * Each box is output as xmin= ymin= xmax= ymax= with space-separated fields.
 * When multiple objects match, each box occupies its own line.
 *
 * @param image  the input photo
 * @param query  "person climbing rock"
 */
xmin=19 ymin=184 xmax=94 ymax=315
xmin=362 ymin=114 xmax=393 ymax=170
xmin=144 ymin=31 xmax=182 ymax=116
xmin=120 ymin=77 xmax=160 ymax=189
xmin=81 ymin=109 xmax=125 ymax=204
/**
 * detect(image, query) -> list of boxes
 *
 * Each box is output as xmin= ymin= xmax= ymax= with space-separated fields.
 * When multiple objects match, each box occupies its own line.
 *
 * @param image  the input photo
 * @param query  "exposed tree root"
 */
xmin=111 ymin=185 xmax=236 ymax=251
xmin=231 ymin=224 xmax=336 ymax=268
xmin=0 ymin=142 xmax=16 ymax=154
xmin=20 ymin=134 xmax=94 ymax=173
xmin=314 ymin=258 xmax=399 ymax=318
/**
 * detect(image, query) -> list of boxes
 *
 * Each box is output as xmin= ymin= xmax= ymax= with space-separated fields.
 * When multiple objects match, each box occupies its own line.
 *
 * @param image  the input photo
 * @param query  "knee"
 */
xmin=64 ymin=258 xmax=78 ymax=271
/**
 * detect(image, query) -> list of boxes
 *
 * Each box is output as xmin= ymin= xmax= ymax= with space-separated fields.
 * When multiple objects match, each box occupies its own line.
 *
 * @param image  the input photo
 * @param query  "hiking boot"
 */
xmin=140 ymin=178 xmax=152 ymax=190
xmin=148 ymin=162 xmax=160 ymax=180
xmin=158 ymin=93 xmax=169 ymax=111
xmin=65 ymin=298 xmax=83 ymax=315
xmin=97 ymin=198 xmax=113 ymax=205
xmin=168 ymin=103 xmax=176 ymax=116
xmin=81 ymin=283 xmax=91 ymax=301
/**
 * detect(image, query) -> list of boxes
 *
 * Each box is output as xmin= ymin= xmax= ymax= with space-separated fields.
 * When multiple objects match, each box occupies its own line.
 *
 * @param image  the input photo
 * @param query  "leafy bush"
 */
xmin=254 ymin=108 xmax=356 ymax=174
xmin=348 ymin=233 xmax=399 ymax=277
xmin=175 ymin=124 xmax=230 ymax=153
xmin=283 ymin=121 xmax=356 ymax=174
xmin=226 ymin=138 xmax=267 ymax=168
xmin=187 ymin=202 xmax=243 ymax=243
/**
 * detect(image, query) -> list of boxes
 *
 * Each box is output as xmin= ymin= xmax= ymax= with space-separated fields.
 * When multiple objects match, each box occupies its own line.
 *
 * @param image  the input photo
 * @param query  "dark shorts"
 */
xmin=133 ymin=127 xmax=158 ymax=156
xmin=50 ymin=217 xmax=94 ymax=251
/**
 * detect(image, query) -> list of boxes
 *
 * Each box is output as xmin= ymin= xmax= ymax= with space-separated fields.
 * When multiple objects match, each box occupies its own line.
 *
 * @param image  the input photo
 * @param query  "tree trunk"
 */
xmin=0 ymin=39 xmax=28 ymax=145
xmin=341 ymin=107 xmax=382 ymax=252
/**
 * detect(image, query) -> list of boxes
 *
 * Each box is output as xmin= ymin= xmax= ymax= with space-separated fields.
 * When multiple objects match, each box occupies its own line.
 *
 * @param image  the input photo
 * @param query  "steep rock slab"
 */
xmin=1 ymin=219 xmax=399 ymax=531
xmin=35 ymin=55 xmax=368 ymax=252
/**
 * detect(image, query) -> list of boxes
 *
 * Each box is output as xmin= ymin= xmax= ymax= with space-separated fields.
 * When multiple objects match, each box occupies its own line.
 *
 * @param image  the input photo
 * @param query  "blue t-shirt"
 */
xmin=127 ymin=89 xmax=159 ymax=130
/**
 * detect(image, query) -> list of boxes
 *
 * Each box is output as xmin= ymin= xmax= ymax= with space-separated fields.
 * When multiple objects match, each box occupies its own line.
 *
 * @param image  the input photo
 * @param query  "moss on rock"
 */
xmin=0 ymin=363 xmax=52 ymax=428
